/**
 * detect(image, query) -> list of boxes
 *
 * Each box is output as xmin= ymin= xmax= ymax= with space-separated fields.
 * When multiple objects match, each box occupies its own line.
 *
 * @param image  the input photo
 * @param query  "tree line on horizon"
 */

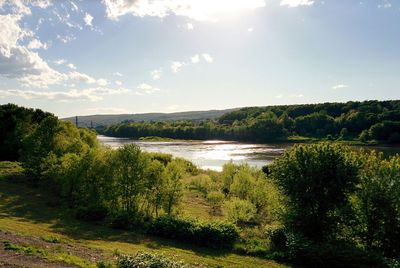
xmin=100 ymin=100 xmax=400 ymax=144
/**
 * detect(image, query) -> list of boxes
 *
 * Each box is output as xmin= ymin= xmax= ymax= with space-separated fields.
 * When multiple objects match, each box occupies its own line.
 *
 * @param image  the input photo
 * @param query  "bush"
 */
xmin=117 ymin=252 xmax=186 ymax=268
xmin=190 ymin=174 xmax=212 ymax=195
xmin=110 ymin=212 xmax=144 ymax=230
xmin=224 ymin=197 xmax=257 ymax=224
xmin=206 ymin=191 xmax=225 ymax=207
xmin=148 ymin=216 xmax=239 ymax=248
xmin=97 ymin=261 xmax=113 ymax=268
xmin=286 ymin=238 xmax=385 ymax=267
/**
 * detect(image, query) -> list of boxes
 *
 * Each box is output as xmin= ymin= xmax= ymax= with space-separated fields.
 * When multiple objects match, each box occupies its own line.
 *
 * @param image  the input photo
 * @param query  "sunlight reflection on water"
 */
xmin=97 ymin=135 xmax=290 ymax=171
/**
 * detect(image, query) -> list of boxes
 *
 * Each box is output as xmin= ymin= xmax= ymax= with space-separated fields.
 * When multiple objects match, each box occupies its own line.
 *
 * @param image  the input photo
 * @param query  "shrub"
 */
xmin=224 ymin=197 xmax=257 ymax=224
xmin=97 ymin=261 xmax=113 ymax=268
xmin=148 ymin=216 xmax=239 ymax=248
xmin=190 ymin=174 xmax=212 ymax=195
xmin=117 ymin=252 xmax=186 ymax=268
xmin=206 ymin=191 xmax=225 ymax=207
xmin=110 ymin=212 xmax=144 ymax=230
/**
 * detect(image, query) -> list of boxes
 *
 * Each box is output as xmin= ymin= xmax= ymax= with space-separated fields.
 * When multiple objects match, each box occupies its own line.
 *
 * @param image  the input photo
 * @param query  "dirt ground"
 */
xmin=0 ymin=230 xmax=103 ymax=267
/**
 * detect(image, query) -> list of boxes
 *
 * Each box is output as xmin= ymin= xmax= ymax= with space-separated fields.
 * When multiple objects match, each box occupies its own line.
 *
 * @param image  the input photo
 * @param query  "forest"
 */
xmin=1 ymin=103 xmax=400 ymax=267
xmin=100 ymin=100 xmax=400 ymax=144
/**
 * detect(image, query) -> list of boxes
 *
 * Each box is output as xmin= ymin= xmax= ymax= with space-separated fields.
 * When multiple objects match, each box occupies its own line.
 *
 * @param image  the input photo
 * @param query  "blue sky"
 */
xmin=0 ymin=0 xmax=399 ymax=117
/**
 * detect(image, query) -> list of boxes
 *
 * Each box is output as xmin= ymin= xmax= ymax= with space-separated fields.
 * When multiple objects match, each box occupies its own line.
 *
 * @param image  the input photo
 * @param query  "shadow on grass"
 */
xmin=0 ymin=177 xmax=231 ymax=259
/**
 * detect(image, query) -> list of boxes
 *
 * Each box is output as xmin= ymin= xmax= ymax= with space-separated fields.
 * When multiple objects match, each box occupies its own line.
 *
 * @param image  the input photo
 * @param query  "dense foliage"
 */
xmin=17 ymin=111 xmax=192 ymax=226
xmin=116 ymin=252 xmax=186 ymax=268
xmin=270 ymin=143 xmax=359 ymax=242
xmin=13 ymin=108 xmax=238 ymax=250
xmin=101 ymin=100 xmax=400 ymax=143
xmin=148 ymin=216 xmax=239 ymax=248
xmin=3 ymin=104 xmax=400 ymax=266
xmin=0 ymin=103 xmax=54 ymax=161
xmin=269 ymin=143 xmax=400 ymax=266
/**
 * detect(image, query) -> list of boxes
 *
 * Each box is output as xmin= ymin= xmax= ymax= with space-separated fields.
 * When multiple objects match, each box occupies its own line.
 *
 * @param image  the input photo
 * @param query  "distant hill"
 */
xmin=61 ymin=108 xmax=238 ymax=127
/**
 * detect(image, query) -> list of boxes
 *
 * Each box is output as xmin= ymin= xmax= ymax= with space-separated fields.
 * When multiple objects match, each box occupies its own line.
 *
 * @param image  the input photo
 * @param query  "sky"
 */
xmin=0 ymin=0 xmax=399 ymax=118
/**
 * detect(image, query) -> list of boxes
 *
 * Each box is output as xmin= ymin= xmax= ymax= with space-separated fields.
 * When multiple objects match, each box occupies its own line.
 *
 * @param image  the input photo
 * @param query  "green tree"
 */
xmin=352 ymin=152 xmax=400 ymax=257
xmin=163 ymin=160 xmax=185 ymax=215
xmin=270 ymin=143 xmax=358 ymax=242
xmin=144 ymin=160 xmax=165 ymax=217
xmin=113 ymin=144 xmax=149 ymax=215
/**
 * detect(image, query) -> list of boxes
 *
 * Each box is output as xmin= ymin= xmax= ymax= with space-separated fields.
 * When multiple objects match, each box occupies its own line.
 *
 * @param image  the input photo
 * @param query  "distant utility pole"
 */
xmin=75 ymin=116 xmax=78 ymax=128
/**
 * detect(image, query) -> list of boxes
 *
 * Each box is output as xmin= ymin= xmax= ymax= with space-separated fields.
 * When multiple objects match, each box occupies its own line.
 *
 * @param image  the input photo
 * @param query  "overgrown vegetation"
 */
xmin=148 ymin=216 xmax=239 ymax=248
xmin=101 ymin=100 xmax=400 ymax=144
xmin=2 ymin=103 xmax=400 ymax=267
xmin=268 ymin=143 xmax=400 ymax=266
xmin=116 ymin=252 xmax=186 ymax=268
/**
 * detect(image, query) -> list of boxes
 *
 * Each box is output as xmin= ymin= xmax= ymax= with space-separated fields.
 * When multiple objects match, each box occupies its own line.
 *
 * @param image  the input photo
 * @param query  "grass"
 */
xmin=0 ymin=161 xmax=286 ymax=268
xmin=3 ymin=240 xmax=47 ymax=256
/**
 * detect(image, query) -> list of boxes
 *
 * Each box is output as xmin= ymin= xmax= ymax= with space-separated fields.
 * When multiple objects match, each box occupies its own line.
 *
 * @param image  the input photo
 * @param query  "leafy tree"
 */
xmin=163 ymin=160 xmax=185 ymax=215
xmin=144 ymin=160 xmax=165 ymax=217
xmin=113 ymin=144 xmax=150 ymax=215
xmin=270 ymin=143 xmax=359 ymax=242
xmin=352 ymin=152 xmax=400 ymax=257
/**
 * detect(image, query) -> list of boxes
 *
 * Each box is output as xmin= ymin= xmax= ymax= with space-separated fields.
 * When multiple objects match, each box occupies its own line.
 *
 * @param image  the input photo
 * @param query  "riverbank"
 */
xmin=105 ymin=134 xmax=380 ymax=147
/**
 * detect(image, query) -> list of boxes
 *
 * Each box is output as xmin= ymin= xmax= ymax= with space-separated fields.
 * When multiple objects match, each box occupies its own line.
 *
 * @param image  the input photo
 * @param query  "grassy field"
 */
xmin=0 ymin=161 xmax=286 ymax=268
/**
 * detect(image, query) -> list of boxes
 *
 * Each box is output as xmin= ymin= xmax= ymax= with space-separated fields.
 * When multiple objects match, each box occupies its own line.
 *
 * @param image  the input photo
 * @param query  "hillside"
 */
xmin=61 ymin=108 xmax=238 ymax=127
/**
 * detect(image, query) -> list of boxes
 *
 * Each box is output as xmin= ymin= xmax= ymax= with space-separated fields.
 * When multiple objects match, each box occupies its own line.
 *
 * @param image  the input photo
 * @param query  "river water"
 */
xmin=98 ymin=135 xmax=400 ymax=171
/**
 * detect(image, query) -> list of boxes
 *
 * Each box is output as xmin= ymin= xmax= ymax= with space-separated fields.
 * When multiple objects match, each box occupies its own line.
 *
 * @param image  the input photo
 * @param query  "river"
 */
xmin=98 ymin=135 xmax=400 ymax=171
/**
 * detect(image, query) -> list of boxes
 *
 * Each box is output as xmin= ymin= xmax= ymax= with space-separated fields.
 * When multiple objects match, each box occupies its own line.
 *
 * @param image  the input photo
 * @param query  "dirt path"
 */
xmin=0 ymin=230 xmax=104 ymax=267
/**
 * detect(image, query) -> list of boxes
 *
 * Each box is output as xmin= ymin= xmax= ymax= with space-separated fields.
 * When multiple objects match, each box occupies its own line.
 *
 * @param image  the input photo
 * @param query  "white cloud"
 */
xmin=113 ymin=72 xmax=123 ymax=77
xmin=135 ymin=83 xmax=160 ymax=95
xmin=30 ymin=0 xmax=52 ymax=9
xmin=84 ymin=12 xmax=93 ymax=26
xmin=191 ymin=54 xmax=200 ymax=64
xmin=280 ymin=0 xmax=314 ymax=7
xmin=0 ymin=14 xmax=67 ymax=87
xmin=187 ymin=23 xmax=194 ymax=30
xmin=27 ymin=38 xmax=48 ymax=50
xmin=68 ymin=71 xmax=96 ymax=84
xmin=0 ymin=5 xmax=111 ymax=90
xmin=67 ymin=63 xmax=77 ymax=70
xmin=171 ymin=61 xmax=184 ymax=73
xmin=70 ymin=1 xmax=79 ymax=11
xmin=103 ymin=0 xmax=266 ymax=21
xmin=150 ymin=69 xmax=162 ymax=80
xmin=248 ymin=27 xmax=254 ymax=32
xmin=115 ymin=80 xmax=123 ymax=86
xmin=332 ymin=84 xmax=349 ymax=89
xmin=97 ymin=78 xmax=108 ymax=86
xmin=202 ymin=53 xmax=213 ymax=63
xmin=54 ymin=59 xmax=67 ymax=65
xmin=57 ymin=34 xmax=76 ymax=43
xmin=68 ymin=71 xmax=109 ymax=86
xmin=0 ymin=87 xmax=129 ymax=102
